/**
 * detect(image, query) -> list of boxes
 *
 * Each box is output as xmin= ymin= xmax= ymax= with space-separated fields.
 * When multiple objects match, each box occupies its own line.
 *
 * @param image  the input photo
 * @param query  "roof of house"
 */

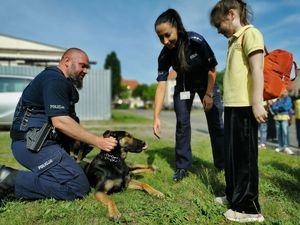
xmin=0 ymin=33 xmax=96 ymax=64
xmin=0 ymin=33 xmax=65 ymax=52
xmin=121 ymin=79 xmax=139 ymax=90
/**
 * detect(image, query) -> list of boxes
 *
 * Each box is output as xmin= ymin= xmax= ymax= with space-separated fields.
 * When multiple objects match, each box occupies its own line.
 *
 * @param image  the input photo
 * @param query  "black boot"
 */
xmin=0 ymin=165 xmax=18 ymax=200
xmin=172 ymin=169 xmax=188 ymax=182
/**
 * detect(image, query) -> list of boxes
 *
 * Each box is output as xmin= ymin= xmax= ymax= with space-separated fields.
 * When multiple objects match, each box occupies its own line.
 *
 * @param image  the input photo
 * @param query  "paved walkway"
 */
xmin=119 ymin=109 xmax=300 ymax=156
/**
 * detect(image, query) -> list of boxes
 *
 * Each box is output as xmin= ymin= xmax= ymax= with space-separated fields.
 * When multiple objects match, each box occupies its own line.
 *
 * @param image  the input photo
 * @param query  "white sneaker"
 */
xmin=260 ymin=144 xmax=266 ymax=149
xmin=224 ymin=209 xmax=265 ymax=223
xmin=275 ymin=147 xmax=282 ymax=152
xmin=215 ymin=196 xmax=229 ymax=205
xmin=284 ymin=147 xmax=294 ymax=155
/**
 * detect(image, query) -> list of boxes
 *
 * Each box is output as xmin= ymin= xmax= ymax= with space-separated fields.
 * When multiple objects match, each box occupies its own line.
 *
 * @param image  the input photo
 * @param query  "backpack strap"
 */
xmin=291 ymin=61 xmax=298 ymax=81
xmin=264 ymin=46 xmax=269 ymax=56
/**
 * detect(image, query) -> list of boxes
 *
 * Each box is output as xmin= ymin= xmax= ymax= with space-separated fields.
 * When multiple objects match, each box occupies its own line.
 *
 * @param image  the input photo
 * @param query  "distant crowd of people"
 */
xmin=258 ymin=89 xmax=300 ymax=155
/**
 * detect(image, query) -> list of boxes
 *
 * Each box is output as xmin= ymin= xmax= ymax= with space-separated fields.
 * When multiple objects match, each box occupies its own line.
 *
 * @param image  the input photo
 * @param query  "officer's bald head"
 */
xmin=61 ymin=48 xmax=89 ymax=62
xmin=58 ymin=48 xmax=90 ymax=79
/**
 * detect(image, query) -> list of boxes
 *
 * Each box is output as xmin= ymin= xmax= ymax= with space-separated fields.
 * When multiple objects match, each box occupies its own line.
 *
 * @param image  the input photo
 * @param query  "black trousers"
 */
xmin=224 ymin=107 xmax=261 ymax=214
xmin=173 ymin=83 xmax=225 ymax=170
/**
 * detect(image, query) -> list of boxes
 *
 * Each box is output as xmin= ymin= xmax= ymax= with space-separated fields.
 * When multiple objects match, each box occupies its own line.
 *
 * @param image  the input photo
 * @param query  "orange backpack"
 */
xmin=263 ymin=47 xmax=298 ymax=100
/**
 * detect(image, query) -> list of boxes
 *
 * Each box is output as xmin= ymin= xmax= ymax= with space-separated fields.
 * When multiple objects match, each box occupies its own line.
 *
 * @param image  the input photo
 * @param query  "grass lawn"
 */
xmin=0 ymin=110 xmax=299 ymax=225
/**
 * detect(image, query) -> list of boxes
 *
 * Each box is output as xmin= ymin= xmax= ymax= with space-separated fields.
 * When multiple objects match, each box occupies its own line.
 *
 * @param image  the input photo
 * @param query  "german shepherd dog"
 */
xmin=83 ymin=130 xmax=164 ymax=220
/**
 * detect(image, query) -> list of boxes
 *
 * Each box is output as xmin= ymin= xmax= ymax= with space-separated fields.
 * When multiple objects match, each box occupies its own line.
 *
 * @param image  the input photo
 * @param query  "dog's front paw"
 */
xmin=108 ymin=204 xmax=122 ymax=221
xmin=109 ymin=211 xmax=122 ymax=221
xmin=153 ymin=190 xmax=164 ymax=198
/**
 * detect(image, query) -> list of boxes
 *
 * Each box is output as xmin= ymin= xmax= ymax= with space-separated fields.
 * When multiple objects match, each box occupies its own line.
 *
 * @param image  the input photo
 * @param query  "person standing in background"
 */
xmin=272 ymin=89 xmax=294 ymax=155
xmin=258 ymin=101 xmax=268 ymax=149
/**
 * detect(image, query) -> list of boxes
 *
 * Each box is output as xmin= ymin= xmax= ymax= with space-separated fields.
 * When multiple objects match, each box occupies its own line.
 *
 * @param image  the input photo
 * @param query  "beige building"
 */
xmin=0 ymin=34 xmax=66 ymax=67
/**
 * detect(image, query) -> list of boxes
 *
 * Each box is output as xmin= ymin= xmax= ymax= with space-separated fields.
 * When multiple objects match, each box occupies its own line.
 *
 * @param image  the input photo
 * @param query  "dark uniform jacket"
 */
xmin=157 ymin=32 xmax=218 ymax=93
xmin=11 ymin=66 xmax=78 ymax=133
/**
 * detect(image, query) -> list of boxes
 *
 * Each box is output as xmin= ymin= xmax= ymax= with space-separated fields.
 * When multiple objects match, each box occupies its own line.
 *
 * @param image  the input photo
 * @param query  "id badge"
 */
xmin=180 ymin=91 xmax=190 ymax=100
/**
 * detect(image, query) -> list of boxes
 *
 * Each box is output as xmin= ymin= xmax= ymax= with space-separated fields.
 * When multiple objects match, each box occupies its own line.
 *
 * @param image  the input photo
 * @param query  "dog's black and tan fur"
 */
xmin=82 ymin=130 xmax=164 ymax=220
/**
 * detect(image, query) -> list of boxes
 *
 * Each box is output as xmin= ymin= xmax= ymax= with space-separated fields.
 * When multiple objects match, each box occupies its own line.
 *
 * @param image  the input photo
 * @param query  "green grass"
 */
xmin=0 ymin=110 xmax=299 ymax=224
xmin=111 ymin=110 xmax=152 ymax=123
xmin=80 ymin=110 xmax=152 ymax=129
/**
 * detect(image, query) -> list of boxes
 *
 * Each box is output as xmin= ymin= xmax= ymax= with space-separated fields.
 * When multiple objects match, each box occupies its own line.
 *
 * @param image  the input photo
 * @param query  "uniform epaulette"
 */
xmin=188 ymin=32 xmax=204 ymax=43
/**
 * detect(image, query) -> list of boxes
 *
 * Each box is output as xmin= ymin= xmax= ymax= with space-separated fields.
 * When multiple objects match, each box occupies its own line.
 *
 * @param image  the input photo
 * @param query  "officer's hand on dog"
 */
xmin=98 ymin=136 xmax=117 ymax=152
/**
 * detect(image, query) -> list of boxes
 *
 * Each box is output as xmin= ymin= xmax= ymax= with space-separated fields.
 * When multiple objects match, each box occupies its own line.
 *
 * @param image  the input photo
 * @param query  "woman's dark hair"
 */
xmin=210 ymin=0 xmax=252 ymax=27
xmin=155 ymin=8 xmax=190 ymax=73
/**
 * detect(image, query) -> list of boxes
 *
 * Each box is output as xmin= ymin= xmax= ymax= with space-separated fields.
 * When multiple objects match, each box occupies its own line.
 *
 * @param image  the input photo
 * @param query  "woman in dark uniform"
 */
xmin=153 ymin=8 xmax=225 ymax=181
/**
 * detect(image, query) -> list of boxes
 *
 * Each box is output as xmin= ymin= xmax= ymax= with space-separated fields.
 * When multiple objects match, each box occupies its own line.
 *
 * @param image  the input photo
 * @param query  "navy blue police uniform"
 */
xmin=157 ymin=32 xmax=225 ymax=170
xmin=10 ymin=66 xmax=90 ymax=200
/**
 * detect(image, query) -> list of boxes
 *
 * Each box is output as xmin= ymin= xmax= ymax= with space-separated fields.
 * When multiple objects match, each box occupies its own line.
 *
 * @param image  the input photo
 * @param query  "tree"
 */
xmin=144 ymin=83 xmax=157 ymax=101
xmin=119 ymin=84 xmax=130 ymax=99
xmin=104 ymin=51 xmax=122 ymax=99
xmin=132 ymin=83 xmax=157 ymax=101
xmin=132 ymin=84 xmax=148 ymax=100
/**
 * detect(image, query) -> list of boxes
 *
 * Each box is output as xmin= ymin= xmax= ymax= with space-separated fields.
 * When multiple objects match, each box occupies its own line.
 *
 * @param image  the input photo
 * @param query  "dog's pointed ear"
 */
xmin=103 ymin=130 xmax=111 ymax=137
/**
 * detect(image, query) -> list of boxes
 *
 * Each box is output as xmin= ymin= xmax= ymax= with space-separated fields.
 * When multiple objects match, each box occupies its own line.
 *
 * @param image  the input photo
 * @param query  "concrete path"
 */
xmin=119 ymin=109 xmax=300 ymax=156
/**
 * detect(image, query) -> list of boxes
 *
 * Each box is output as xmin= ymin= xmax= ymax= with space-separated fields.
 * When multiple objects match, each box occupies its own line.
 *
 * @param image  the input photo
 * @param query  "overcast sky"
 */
xmin=1 ymin=0 xmax=299 ymax=84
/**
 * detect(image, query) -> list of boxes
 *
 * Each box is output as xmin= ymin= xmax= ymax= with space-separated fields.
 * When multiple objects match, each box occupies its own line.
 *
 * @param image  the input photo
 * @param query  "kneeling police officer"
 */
xmin=0 ymin=48 xmax=117 ymax=201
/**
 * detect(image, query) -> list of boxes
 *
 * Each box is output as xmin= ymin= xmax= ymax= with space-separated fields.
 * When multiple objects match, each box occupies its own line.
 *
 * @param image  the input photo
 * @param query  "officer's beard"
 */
xmin=72 ymin=78 xmax=83 ymax=90
xmin=69 ymin=74 xmax=83 ymax=90
xmin=69 ymin=63 xmax=83 ymax=90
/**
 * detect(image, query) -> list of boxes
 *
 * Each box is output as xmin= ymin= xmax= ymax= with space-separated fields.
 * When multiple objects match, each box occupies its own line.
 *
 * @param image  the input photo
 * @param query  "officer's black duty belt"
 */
xmin=10 ymin=129 xmax=57 ymax=142
xmin=10 ymin=131 xmax=26 ymax=140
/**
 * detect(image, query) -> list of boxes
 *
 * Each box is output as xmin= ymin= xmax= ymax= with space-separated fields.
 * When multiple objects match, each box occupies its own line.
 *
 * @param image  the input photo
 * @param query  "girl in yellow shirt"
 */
xmin=210 ymin=0 xmax=267 ymax=223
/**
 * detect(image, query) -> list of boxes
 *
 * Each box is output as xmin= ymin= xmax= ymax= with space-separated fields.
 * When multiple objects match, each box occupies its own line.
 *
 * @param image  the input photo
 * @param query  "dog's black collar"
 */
xmin=101 ymin=152 xmax=121 ymax=163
